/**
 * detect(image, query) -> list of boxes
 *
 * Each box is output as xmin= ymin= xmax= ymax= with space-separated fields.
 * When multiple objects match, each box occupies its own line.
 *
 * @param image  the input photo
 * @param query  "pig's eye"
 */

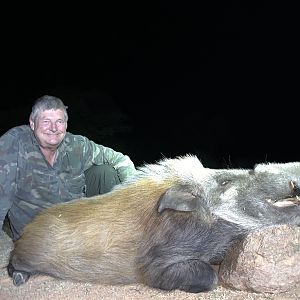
xmin=221 ymin=180 xmax=231 ymax=186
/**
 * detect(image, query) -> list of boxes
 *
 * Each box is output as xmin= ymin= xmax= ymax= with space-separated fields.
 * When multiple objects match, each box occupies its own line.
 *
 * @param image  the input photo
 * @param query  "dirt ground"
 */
xmin=1 ymin=266 xmax=299 ymax=300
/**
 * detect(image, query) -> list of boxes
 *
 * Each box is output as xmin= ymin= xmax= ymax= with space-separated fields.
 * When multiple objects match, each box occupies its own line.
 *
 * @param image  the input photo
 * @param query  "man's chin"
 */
xmin=45 ymin=139 xmax=63 ymax=147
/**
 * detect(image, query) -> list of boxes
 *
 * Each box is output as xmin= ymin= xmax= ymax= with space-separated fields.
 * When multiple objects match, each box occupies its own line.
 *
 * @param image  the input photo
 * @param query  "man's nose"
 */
xmin=49 ymin=122 xmax=58 ymax=131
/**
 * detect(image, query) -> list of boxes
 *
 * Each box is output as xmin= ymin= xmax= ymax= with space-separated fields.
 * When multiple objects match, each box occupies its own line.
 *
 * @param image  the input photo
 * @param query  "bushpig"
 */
xmin=7 ymin=154 xmax=300 ymax=293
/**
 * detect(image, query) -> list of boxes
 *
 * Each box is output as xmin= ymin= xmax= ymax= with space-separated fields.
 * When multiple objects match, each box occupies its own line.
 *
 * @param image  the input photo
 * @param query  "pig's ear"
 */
xmin=158 ymin=185 xmax=201 ymax=213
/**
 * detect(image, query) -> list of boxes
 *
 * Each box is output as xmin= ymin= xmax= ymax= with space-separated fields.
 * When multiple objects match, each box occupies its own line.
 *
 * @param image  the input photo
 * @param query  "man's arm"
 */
xmin=0 ymin=131 xmax=18 ymax=229
xmin=101 ymin=146 xmax=136 ymax=181
xmin=79 ymin=136 xmax=136 ymax=182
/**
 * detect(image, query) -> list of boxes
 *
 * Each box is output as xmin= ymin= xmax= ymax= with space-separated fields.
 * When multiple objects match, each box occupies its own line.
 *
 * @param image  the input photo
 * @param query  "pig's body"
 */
xmin=8 ymin=155 xmax=300 ymax=293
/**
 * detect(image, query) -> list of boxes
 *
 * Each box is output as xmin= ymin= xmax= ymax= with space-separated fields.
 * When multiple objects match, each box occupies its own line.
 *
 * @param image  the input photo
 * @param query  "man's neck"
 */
xmin=40 ymin=147 xmax=58 ymax=166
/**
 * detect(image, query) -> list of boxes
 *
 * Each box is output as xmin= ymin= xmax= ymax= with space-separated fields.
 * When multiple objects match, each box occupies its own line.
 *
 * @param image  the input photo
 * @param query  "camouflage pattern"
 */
xmin=0 ymin=125 xmax=136 ymax=240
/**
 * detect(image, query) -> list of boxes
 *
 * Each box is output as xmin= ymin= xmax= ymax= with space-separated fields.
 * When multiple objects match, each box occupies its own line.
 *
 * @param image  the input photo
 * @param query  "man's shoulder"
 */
xmin=64 ymin=132 xmax=91 ymax=148
xmin=0 ymin=125 xmax=32 ymax=155
xmin=64 ymin=132 xmax=104 ymax=152
xmin=2 ymin=125 xmax=31 ymax=138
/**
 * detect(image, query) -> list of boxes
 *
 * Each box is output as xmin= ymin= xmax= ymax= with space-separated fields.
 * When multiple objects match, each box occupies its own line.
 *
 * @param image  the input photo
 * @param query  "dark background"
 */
xmin=1 ymin=2 xmax=298 ymax=168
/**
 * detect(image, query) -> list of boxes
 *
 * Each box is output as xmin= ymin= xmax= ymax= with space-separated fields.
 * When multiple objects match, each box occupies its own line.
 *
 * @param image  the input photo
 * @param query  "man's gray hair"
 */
xmin=30 ymin=95 xmax=69 ymax=122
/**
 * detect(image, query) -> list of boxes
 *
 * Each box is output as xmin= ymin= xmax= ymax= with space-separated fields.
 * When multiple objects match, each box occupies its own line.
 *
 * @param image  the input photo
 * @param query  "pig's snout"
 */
xmin=290 ymin=180 xmax=300 ymax=197
xmin=267 ymin=180 xmax=300 ymax=207
xmin=269 ymin=180 xmax=300 ymax=207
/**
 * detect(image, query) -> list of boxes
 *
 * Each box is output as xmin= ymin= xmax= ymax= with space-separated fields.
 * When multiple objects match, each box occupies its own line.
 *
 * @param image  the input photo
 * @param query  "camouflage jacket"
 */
xmin=0 ymin=125 xmax=136 ymax=240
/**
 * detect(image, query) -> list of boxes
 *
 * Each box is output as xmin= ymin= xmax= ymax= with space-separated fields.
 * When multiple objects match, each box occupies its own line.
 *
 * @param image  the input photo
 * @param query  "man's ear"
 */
xmin=29 ymin=118 xmax=34 ymax=130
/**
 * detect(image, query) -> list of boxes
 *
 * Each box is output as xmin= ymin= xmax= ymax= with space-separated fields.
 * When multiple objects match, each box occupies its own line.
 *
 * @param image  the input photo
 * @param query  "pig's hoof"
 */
xmin=7 ymin=263 xmax=30 ymax=286
xmin=12 ymin=270 xmax=30 ymax=286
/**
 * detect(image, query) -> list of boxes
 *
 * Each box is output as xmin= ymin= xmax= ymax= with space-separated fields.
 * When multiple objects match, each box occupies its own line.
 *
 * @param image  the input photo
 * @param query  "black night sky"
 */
xmin=1 ymin=2 xmax=298 ymax=168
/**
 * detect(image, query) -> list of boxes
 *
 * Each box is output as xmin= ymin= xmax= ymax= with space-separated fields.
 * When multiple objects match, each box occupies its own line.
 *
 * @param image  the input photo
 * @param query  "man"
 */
xmin=0 ymin=95 xmax=136 ymax=242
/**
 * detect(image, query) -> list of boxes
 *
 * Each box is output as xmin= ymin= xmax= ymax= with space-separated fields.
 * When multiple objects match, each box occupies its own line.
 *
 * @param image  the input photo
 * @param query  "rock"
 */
xmin=0 ymin=230 xmax=13 ymax=268
xmin=218 ymin=224 xmax=300 ymax=294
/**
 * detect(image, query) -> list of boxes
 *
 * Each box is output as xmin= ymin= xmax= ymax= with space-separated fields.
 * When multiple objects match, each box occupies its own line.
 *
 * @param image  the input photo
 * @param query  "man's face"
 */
xmin=30 ymin=109 xmax=67 ymax=149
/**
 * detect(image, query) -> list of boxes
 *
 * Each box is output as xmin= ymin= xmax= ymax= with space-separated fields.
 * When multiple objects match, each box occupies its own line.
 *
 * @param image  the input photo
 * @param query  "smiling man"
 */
xmin=0 ymin=95 xmax=136 ymax=241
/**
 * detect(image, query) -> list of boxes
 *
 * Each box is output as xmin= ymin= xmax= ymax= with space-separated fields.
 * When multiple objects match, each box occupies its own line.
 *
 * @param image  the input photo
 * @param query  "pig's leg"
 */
xmin=142 ymin=259 xmax=218 ymax=293
xmin=7 ymin=262 xmax=30 ymax=286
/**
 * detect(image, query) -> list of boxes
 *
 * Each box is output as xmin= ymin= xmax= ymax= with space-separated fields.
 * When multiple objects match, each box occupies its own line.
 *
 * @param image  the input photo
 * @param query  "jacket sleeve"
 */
xmin=80 ymin=137 xmax=137 ymax=182
xmin=0 ymin=131 xmax=18 ymax=229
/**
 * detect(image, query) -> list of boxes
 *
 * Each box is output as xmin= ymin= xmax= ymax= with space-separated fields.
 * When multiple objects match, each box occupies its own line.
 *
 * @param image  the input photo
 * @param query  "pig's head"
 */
xmin=158 ymin=160 xmax=300 ymax=230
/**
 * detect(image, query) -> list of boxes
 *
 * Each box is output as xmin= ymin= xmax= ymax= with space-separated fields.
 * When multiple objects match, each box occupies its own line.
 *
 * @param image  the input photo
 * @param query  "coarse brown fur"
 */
xmin=12 ymin=179 xmax=171 ymax=283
